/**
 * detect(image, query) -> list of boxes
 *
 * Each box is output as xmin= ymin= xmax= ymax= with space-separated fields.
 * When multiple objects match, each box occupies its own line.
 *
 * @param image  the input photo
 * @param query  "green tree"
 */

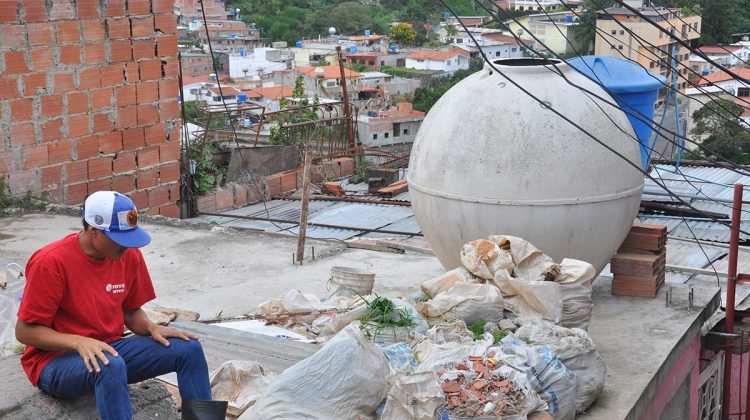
xmin=391 ymin=23 xmax=418 ymax=46
xmin=571 ymin=0 xmax=597 ymax=55
xmin=412 ymin=59 xmax=483 ymax=112
xmin=692 ymin=98 xmax=750 ymax=164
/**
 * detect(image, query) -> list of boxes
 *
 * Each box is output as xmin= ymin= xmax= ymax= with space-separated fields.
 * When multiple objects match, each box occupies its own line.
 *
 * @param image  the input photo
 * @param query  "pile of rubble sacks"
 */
xmin=208 ymin=235 xmax=606 ymax=419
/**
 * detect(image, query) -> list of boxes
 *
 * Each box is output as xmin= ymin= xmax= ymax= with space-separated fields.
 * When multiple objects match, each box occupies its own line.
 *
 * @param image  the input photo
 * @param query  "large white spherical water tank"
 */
xmin=408 ymin=58 xmax=644 ymax=274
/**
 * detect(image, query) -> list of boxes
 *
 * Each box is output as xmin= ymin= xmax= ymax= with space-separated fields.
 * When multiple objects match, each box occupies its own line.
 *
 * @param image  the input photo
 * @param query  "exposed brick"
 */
xmin=63 ymin=160 xmax=87 ymax=183
xmin=158 ymin=78 xmax=178 ymax=101
xmin=23 ymin=145 xmax=49 ymax=169
xmin=153 ymin=14 xmax=177 ymax=35
xmin=1 ymin=25 xmax=27 ymax=49
xmin=75 ymin=135 xmax=99 ymax=159
xmin=128 ymin=0 xmax=151 ymax=15
xmin=23 ymin=73 xmax=48 ymax=96
xmin=280 ymin=172 xmax=296 ymax=192
xmin=30 ymin=48 xmax=54 ymax=71
xmin=53 ymin=72 xmax=75 ymax=94
xmin=233 ymin=184 xmax=248 ymax=206
xmin=137 ymin=145 xmax=159 ymax=168
xmin=159 ymin=100 xmax=179 ymax=122
xmin=196 ymin=194 xmax=216 ymax=213
xmin=168 ymin=182 xmax=180 ymax=201
xmin=112 ymin=173 xmax=135 ymax=193
xmin=136 ymin=81 xmax=159 ymax=103
xmin=100 ymin=64 xmax=125 ymax=87
xmin=90 ymin=88 xmax=113 ymax=110
xmin=159 ymin=203 xmax=180 ymax=218
xmin=82 ymin=19 xmax=106 ymax=41
xmin=98 ymin=131 xmax=122 ymax=154
xmin=106 ymin=18 xmax=131 ymax=39
xmin=159 ymin=141 xmax=180 ymax=162
xmin=124 ymin=61 xmax=139 ymax=82
xmin=113 ymin=150 xmax=137 ymax=174
xmin=27 ymin=23 xmax=53 ymax=47
xmin=41 ymin=164 xmax=63 ymax=189
xmin=167 ymin=124 xmax=179 ymax=142
xmin=21 ymin=0 xmax=47 ymax=22
xmin=162 ymin=58 xmax=178 ymax=78
xmin=48 ymin=141 xmax=73 ymax=164
xmin=148 ymin=185 xmax=170 ymax=208
xmin=138 ymin=59 xmax=161 ymax=81
xmin=54 ymin=21 xmax=81 ymax=44
xmin=152 ymin=0 xmax=173 ymax=13
xmin=109 ymin=39 xmax=132 ymax=62
xmin=88 ymin=156 xmax=112 ymax=179
xmin=58 ymin=45 xmax=82 ymax=66
xmin=66 ymin=91 xmax=88 ymax=115
xmin=67 ymin=114 xmax=90 ymax=138
xmin=115 ymin=105 xmax=138 ymax=129
xmin=105 ymin=0 xmax=126 ymax=17
xmin=10 ymin=122 xmax=36 ymax=146
xmin=88 ymin=177 xmax=113 ymax=194
xmin=41 ymin=118 xmax=64 ymax=143
xmin=76 ymin=0 xmax=100 ymax=18
xmin=41 ymin=94 xmax=64 ymax=118
xmin=10 ymin=98 xmax=34 ymax=122
xmin=49 ymin=0 xmax=75 ymax=21
xmin=64 ymin=182 xmax=88 ymax=205
xmin=0 ymin=1 xmax=18 ymax=23
xmin=132 ymin=38 xmax=155 ymax=60
xmin=136 ymin=167 xmax=158 ymax=189
xmin=215 ymin=189 xmax=233 ymax=211
xmin=130 ymin=16 xmax=154 ymax=38
xmin=83 ymin=43 xmax=106 ymax=65
xmin=5 ymin=51 xmax=29 ymax=74
xmin=158 ymin=161 xmax=180 ymax=183
xmin=137 ymin=104 xmax=159 ymax=125
xmin=142 ymin=124 xmax=163 ymax=146
xmin=121 ymin=126 xmax=145 ymax=149
xmin=77 ymin=67 xmax=102 ymax=89
xmin=115 ymin=85 xmax=136 ymax=106
xmin=93 ymin=113 xmax=114 ymax=133
xmin=0 ymin=77 xmax=19 ymax=99
xmin=130 ymin=190 xmax=148 ymax=209
xmin=156 ymin=35 xmax=178 ymax=57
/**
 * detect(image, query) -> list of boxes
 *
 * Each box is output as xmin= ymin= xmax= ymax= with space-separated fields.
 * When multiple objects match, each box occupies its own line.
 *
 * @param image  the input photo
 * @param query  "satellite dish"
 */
xmin=329 ymin=27 xmax=337 ymax=35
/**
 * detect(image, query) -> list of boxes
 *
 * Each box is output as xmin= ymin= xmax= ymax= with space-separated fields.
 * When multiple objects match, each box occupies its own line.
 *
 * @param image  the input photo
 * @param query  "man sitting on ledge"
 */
xmin=15 ymin=191 xmax=212 ymax=420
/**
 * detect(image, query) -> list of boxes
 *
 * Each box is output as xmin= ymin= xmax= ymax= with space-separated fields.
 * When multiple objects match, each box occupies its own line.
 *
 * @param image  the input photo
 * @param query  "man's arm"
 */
xmin=124 ymin=308 xmax=198 ymax=346
xmin=15 ymin=321 xmax=118 ymax=373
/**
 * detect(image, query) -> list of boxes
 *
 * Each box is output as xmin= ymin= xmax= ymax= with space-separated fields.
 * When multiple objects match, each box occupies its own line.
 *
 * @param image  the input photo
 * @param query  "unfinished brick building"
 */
xmin=0 ymin=0 xmax=182 ymax=217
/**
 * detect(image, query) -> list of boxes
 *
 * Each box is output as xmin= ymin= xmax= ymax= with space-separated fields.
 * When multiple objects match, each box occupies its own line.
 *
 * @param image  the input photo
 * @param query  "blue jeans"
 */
xmin=37 ymin=335 xmax=211 ymax=420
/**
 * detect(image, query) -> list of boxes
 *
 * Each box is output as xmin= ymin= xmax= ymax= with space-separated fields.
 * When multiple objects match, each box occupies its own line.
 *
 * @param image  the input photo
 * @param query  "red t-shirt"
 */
xmin=17 ymin=233 xmax=156 ymax=386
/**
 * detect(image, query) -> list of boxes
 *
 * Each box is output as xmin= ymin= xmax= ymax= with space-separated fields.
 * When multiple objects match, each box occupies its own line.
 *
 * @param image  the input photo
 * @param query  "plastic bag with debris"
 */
xmin=382 ymin=342 xmax=420 ymax=373
xmin=416 ymin=282 xmax=504 ymax=324
xmin=515 ymin=318 xmax=606 ymax=413
xmin=555 ymin=259 xmax=595 ymax=331
xmin=420 ymin=267 xmax=477 ymax=299
xmin=210 ymin=360 xmax=276 ymax=417
xmin=489 ymin=334 xmax=576 ymax=420
xmin=0 ymin=264 xmax=25 ymax=358
xmin=242 ymin=324 xmax=390 ymax=420
xmin=487 ymin=235 xmax=561 ymax=281
xmin=460 ymin=239 xmax=515 ymax=280
xmin=495 ymin=277 xmax=562 ymax=324
xmin=415 ymin=326 xmax=495 ymax=372
xmin=380 ymin=371 xmax=443 ymax=420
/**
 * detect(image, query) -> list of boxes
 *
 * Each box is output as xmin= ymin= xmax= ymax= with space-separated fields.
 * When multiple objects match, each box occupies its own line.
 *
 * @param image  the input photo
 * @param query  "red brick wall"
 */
xmin=0 ymin=0 xmax=181 ymax=217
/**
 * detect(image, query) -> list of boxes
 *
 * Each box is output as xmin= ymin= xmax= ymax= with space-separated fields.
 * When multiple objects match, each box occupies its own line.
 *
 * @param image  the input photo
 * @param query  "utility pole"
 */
xmin=336 ymin=46 xmax=355 ymax=149
xmin=296 ymin=146 xmax=313 ymax=264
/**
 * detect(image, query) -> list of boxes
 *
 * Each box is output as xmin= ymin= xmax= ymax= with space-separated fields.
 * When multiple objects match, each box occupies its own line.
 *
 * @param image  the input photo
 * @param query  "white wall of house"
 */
xmin=228 ymin=54 xmax=287 ymax=79
xmin=405 ymin=55 xmax=470 ymax=74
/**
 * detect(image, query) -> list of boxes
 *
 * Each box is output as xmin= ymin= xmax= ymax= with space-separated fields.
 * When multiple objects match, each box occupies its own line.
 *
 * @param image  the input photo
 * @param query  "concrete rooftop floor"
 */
xmin=0 ymin=212 xmax=445 ymax=318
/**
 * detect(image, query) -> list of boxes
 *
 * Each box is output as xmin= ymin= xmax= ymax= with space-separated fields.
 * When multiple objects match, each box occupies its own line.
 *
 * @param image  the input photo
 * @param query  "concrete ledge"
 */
xmin=0 ymin=355 xmax=179 ymax=420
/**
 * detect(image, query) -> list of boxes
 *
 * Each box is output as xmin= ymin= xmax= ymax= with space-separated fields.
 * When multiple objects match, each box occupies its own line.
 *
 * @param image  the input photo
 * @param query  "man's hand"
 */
xmin=148 ymin=324 xmax=199 ymax=347
xmin=72 ymin=336 xmax=119 ymax=373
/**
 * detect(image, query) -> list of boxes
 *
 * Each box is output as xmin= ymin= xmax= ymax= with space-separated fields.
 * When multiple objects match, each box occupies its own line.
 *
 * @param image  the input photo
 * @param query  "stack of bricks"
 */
xmin=0 ymin=0 xmax=182 ymax=218
xmin=611 ymin=222 xmax=668 ymax=298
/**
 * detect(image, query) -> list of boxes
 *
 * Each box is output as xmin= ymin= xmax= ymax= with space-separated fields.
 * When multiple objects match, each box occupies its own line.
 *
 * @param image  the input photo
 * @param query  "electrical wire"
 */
xmin=439 ymin=0 xmax=750 ymax=239
xmin=475 ymin=0 xmax=750 ymax=179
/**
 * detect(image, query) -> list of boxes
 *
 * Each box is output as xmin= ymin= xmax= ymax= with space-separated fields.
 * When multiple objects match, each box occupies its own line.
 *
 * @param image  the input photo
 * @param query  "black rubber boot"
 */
xmin=181 ymin=400 xmax=228 ymax=420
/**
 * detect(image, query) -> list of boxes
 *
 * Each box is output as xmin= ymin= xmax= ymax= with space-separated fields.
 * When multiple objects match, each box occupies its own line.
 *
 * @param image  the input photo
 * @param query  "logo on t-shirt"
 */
xmin=105 ymin=283 xmax=126 ymax=294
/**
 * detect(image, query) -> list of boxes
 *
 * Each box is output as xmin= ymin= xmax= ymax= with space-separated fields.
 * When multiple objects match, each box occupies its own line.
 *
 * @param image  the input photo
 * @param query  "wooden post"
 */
xmin=336 ymin=46 xmax=355 ymax=149
xmin=296 ymin=147 xmax=313 ymax=263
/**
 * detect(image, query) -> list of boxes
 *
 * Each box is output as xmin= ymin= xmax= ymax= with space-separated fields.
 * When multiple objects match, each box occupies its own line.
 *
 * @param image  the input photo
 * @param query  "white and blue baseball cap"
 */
xmin=83 ymin=191 xmax=151 ymax=248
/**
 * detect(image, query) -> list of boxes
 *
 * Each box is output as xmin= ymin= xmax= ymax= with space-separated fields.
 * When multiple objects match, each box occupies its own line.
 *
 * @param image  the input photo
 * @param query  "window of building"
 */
xmin=611 ymin=45 xmax=616 ymax=49
xmin=456 ymin=38 xmax=463 ymax=43
xmin=496 ymin=51 xmax=501 ymax=57
xmin=326 ymin=80 xmax=337 ymax=87
xmin=650 ymin=62 xmax=655 ymax=68
xmin=403 ymin=128 xmax=408 ymax=135
xmin=384 ymin=132 xmax=389 ymax=138
xmin=381 ymin=61 xmax=385 ymax=66
xmin=373 ymin=133 xmax=378 ymax=140
xmin=611 ymin=29 xmax=617 ymax=35
xmin=739 ymin=87 xmax=750 ymax=97
xmin=618 ymin=45 xmax=623 ymax=50
xmin=619 ymin=30 xmax=624 ymax=35
xmin=446 ymin=60 xmax=451 ymax=65
xmin=393 ymin=123 xmax=401 ymax=137
xmin=190 ymin=88 xmax=198 ymax=94
xmin=682 ymin=68 xmax=688 ymax=75
xmin=511 ymin=47 xmax=517 ymax=52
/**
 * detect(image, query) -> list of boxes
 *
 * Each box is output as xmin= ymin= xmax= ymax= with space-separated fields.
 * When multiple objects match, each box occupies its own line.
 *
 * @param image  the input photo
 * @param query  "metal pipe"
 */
xmin=198 ymin=211 xmax=423 ymax=237
xmin=723 ymin=183 xmax=743 ymax=419
xmin=283 ymin=195 xmax=412 ymax=207
xmin=644 ymin=189 xmax=750 ymax=206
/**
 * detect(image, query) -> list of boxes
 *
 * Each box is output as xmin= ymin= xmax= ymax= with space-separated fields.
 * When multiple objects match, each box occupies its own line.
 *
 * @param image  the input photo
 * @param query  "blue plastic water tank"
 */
xmin=296 ymin=41 xmax=303 ymax=48
xmin=567 ymin=55 xmax=666 ymax=171
xmin=443 ymin=12 xmax=450 ymax=19
xmin=565 ymin=15 xmax=573 ymax=23
xmin=238 ymin=94 xmax=247 ymax=102
xmin=239 ymin=48 xmax=246 ymax=56
xmin=364 ymin=29 xmax=371 ymax=36
xmin=349 ymin=45 xmax=357 ymax=53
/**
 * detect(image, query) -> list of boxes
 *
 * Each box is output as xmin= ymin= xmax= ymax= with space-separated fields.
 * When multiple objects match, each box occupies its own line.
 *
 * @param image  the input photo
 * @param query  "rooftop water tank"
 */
xmin=364 ymin=29 xmax=371 ymax=36
xmin=238 ymin=94 xmax=247 ymax=102
xmin=349 ymin=45 xmax=357 ymax=53
xmin=296 ymin=41 xmax=303 ymax=48
xmin=408 ymin=58 xmax=644 ymax=274
xmin=567 ymin=55 xmax=666 ymax=171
